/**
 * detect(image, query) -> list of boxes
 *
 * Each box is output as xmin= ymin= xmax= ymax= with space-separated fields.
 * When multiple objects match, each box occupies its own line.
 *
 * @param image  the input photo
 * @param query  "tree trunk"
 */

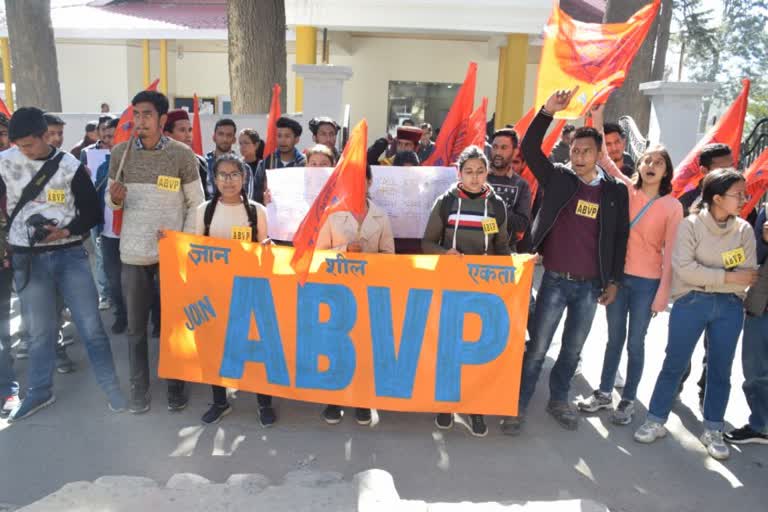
xmin=651 ymin=0 xmax=673 ymax=81
xmin=4 ymin=0 xmax=62 ymax=111
xmin=603 ymin=0 xmax=659 ymax=136
xmin=227 ymin=0 xmax=287 ymax=114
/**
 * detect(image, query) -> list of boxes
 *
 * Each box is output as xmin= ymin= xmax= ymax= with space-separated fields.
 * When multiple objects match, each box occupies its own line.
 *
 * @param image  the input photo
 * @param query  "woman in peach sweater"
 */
xmin=578 ymin=105 xmax=683 ymax=425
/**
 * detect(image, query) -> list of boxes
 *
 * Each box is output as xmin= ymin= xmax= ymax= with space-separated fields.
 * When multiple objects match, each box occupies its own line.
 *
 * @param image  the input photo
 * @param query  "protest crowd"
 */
xmin=1 ymin=15 xmax=768 ymax=466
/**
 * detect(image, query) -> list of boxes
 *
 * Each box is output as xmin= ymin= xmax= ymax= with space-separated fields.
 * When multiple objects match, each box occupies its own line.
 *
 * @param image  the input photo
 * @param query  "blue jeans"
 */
xmin=90 ymin=229 xmax=110 ymax=301
xmin=101 ymin=235 xmax=126 ymax=322
xmin=12 ymin=245 xmax=121 ymax=401
xmin=519 ymin=271 xmax=601 ymax=411
xmin=0 ymin=269 xmax=17 ymax=398
xmin=600 ymin=274 xmax=659 ymax=401
xmin=647 ymin=292 xmax=744 ymax=431
xmin=742 ymin=313 xmax=768 ymax=434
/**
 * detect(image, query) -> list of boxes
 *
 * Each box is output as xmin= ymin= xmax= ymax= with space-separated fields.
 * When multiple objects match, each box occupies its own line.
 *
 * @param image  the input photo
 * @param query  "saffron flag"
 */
xmin=534 ymin=0 xmax=660 ymax=119
xmin=423 ymin=62 xmax=477 ymax=166
xmin=264 ymin=84 xmax=282 ymax=157
xmin=0 ymin=98 xmax=11 ymax=118
xmin=191 ymin=93 xmax=203 ymax=156
xmin=741 ymin=148 xmax=768 ymax=219
xmin=113 ymin=78 xmax=160 ymax=146
xmin=467 ymin=97 xmax=489 ymax=149
xmin=672 ymin=79 xmax=750 ymax=198
xmin=291 ymin=119 xmax=369 ymax=283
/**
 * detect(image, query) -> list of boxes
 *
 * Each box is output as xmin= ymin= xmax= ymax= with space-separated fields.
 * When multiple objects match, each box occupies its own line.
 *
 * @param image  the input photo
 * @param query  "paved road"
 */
xmin=1 ymin=271 xmax=766 ymax=511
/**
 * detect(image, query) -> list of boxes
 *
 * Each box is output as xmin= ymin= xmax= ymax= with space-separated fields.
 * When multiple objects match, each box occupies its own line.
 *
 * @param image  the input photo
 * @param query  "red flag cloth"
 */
xmin=672 ymin=79 xmax=750 ymax=198
xmin=467 ymin=97 xmax=488 ymax=149
xmin=534 ymin=0 xmax=660 ymax=119
xmin=0 ymin=98 xmax=11 ymax=118
xmin=741 ymin=148 xmax=768 ymax=219
xmin=511 ymin=107 xmax=536 ymax=141
xmin=113 ymin=78 xmax=160 ymax=146
xmin=191 ymin=93 xmax=203 ymax=156
xmin=291 ymin=119 xmax=369 ymax=283
xmin=423 ymin=62 xmax=477 ymax=166
xmin=264 ymin=84 xmax=282 ymax=158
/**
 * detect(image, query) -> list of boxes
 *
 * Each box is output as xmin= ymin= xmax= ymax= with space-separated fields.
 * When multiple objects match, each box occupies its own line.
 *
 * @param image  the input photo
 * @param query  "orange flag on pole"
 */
xmin=0 ymin=98 xmax=11 ymax=118
xmin=291 ymin=119 xmax=369 ymax=283
xmin=264 ymin=84 xmax=281 ymax=158
xmin=191 ymin=93 xmax=203 ymax=156
xmin=534 ymin=0 xmax=660 ymax=119
xmin=467 ymin=97 xmax=488 ymax=149
xmin=741 ymin=148 xmax=768 ymax=219
xmin=113 ymin=78 xmax=160 ymax=146
xmin=672 ymin=79 xmax=750 ymax=198
xmin=423 ymin=62 xmax=477 ymax=166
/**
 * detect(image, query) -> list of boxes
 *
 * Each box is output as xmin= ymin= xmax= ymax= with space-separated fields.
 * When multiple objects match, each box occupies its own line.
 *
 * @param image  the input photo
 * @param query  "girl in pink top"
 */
xmin=578 ymin=105 xmax=683 ymax=425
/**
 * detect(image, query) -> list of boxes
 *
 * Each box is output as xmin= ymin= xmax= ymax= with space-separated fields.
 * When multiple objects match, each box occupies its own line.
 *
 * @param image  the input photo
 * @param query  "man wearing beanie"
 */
xmin=164 ymin=108 xmax=211 ymax=199
xmin=107 ymin=91 xmax=204 ymax=414
xmin=0 ymin=107 xmax=126 ymax=422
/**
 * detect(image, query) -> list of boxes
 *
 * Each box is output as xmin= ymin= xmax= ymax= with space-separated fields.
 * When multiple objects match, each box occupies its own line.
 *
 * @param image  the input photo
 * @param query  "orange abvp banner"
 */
xmin=158 ymin=232 xmax=535 ymax=416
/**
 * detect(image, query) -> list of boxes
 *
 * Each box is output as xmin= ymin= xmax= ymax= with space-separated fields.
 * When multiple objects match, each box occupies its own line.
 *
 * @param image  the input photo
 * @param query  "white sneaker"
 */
xmin=700 ymin=429 xmax=730 ymax=460
xmin=614 ymin=371 xmax=625 ymax=389
xmin=634 ymin=420 xmax=667 ymax=444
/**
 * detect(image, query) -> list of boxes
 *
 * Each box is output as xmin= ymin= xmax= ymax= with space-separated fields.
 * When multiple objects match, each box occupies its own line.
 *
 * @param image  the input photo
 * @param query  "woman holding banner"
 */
xmin=195 ymin=154 xmax=274 ymax=426
xmin=422 ymin=145 xmax=511 ymax=437
xmin=316 ymin=164 xmax=395 ymax=426
xmin=577 ymin=105 xmax=683 ymax=426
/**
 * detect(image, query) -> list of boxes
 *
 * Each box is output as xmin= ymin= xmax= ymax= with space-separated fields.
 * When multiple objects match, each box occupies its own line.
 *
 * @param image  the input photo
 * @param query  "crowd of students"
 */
xmin=0 ymin=86 xmax=766 ymax=463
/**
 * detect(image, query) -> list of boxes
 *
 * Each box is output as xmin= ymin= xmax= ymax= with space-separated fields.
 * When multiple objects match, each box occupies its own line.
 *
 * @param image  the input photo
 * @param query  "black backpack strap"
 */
xmin=203 ymin=199 xmax=217 ymax=236
xmin=8 ymin=152 xmax=66 ymax=228
xmin=438 ymin=192 xmax=455 ymax=246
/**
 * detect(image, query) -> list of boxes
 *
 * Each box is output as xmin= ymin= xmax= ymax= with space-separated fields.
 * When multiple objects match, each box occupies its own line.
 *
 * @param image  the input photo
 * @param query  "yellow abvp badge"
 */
xmin=231 ymin=226 xmax=252 ymax=242
xmin=482 ymin=218 xmax=499 ymax=235
xmin=575 ymin=200 xmax=599 ymax=219
xmin=722 ymin=247 xmax=746 ymax=269
xmin=46 ymin=189 xmax=66 ymax=204
xmin=156 ymin=175 xmax=181 ymax=192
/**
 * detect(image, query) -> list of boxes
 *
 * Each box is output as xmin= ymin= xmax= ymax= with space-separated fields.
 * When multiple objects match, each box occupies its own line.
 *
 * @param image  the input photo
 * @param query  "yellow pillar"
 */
xmin=142 ymin=40 xmax=151 ymax=88
xmin=295 ymin=26 xmax=317 ymax=112
xmin=159 ymin=39 xmax=168 ymax=95
xmin=0 ymin=37 xmax=13 ymax=111
xmin=496 ymin=34 xmax=528 ymax=127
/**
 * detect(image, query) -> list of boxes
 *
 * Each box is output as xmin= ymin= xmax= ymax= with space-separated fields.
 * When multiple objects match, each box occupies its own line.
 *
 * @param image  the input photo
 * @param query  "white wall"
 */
xmin=56 ymin=40 xmax=130 ymax=112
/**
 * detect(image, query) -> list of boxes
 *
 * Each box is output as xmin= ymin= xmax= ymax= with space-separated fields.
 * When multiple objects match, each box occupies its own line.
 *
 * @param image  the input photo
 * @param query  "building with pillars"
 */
xmin=0 ymin=0 xmax=605 ymax=135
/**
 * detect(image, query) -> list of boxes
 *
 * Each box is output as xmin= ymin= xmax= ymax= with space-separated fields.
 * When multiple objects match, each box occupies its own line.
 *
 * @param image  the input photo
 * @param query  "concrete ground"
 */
xmin=1 ymin=270 xmax=766 ymax=511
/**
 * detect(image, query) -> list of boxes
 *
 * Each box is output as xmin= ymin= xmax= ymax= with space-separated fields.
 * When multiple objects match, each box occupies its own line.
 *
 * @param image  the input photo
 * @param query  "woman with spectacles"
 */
xmin=194 ymin=155 xmax=274 ymax=427
xmin=635 ymin=168 xmax=759 ymax=460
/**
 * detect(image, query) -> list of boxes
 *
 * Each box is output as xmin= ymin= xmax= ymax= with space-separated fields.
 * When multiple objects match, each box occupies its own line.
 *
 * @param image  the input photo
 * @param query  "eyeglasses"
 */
xmin=216 ymin=172 xmax=243 ymax=182
xmin=724 ymin=192 xmax=750 ymax=201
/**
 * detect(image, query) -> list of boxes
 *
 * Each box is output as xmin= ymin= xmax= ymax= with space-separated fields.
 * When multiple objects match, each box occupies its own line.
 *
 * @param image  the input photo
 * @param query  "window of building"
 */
xmin=386 ymin=80 xmax=461 ymax=134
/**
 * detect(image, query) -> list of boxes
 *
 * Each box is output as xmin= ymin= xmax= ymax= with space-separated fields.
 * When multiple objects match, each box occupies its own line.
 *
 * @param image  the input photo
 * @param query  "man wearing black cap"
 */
xmin=256 ymin=116 xmax=306 ymax=175
xmin=69 ymin=121 xmax=98 ymax=160
xmin=0 ymin=107 xmax=126 ymax=422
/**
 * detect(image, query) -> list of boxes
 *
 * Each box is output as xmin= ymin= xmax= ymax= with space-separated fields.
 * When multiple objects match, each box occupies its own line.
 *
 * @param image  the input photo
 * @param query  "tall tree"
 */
xmin=227 ymin=0 xmax=287 ymax=114
xmin=603 ymin=0 xmax=671 ymax=135
xmin=4 ymin=0 xmax=62 ymax=111
xmin=675 ymin=0 xmax=768 ymax=133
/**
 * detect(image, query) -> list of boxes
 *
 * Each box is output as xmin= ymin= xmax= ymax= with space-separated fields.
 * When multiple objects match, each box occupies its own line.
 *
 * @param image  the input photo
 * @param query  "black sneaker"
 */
xmin=725 ymin=425 xmax=768 ymax=445
xmin=355 ymin=408 xmax=372 ymax=426
xmin=469 ymin=414 xmax=488 ymax=437
xmin=111 ymin=318 xmax=127 ymax=335
xmin=500 ymin=416 xmax=525 ymax=436
xmin=323 ymin=405 xmax=343 ymax=424
xmin=8 ymin=394 xmax=56 ymax=422
xmin=129 ymin=391 xmax=151 ymax=414
xmin=435 ymin=413 xmax=453 ymax=429
xmin=168 ymin=389 xmax=189 ymax=412
xmin=259 ymin=406 xmax=277 ymax=427
xmin=55 ymin=346 xmax=76 ymax=374
xmin=58 ymin=329 xmax=75 ymax=348
xmin=15 ymin=340 xmax=29 ymax=360
xmin=202 ymin=403 xmax=232 ymax=424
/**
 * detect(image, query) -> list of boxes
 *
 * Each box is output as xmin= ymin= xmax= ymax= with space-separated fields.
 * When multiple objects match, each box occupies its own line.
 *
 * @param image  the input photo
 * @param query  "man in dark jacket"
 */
xmin=501 ymin=88 xmax=629 ymax=435
xmin=725 ymin=205 xmax=768 ymax=445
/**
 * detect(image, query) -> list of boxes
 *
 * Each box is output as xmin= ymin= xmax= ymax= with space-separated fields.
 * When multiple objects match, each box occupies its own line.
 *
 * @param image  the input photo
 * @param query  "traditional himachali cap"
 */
xmin=164 ymin=108 xmax=190 ymax=132
xmin=396 ymin=126 xmax=423 ymax=145
xmin=8 ymin=107 xmax=48 ymax=141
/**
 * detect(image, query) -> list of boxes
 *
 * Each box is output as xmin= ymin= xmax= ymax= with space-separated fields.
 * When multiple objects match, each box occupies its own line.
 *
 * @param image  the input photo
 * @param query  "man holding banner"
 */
xmin=506 ymin=88 xmax=629 ymax=434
